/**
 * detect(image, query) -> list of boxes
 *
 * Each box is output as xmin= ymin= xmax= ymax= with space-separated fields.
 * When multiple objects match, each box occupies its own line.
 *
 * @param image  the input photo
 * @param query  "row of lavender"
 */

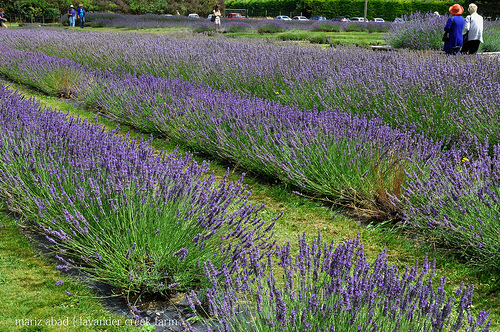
xmin=1 ymin=41 xmax=499 ymax=275
xmin=1 ymin=29 xmax=500 ymax=145
xmin=0 ymin=81 xmax=276 ymax=296
xmin=0 ymin=84 xmax=490 ymax=330
xmin=67 ymin=12 xmax=391 ymax=33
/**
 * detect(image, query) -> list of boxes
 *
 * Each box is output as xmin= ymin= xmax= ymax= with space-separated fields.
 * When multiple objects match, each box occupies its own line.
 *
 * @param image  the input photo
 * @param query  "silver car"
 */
xmin=274 ymin=15 xmax=291 ymax=21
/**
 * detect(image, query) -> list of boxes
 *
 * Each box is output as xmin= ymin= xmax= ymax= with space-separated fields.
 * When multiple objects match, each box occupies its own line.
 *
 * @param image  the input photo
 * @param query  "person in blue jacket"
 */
xmin=68 ymin=5 xmax=76 ymax=27
xmin=0 ymin=8 xmax=8 ymax=28
xmin=443 ymin=4 xmax=465 ymax=55
xmin=77 ymin=4 xmax=85 ymax=28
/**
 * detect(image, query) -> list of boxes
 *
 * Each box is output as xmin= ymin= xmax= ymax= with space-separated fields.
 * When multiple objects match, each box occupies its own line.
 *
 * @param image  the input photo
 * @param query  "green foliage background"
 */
xmin=225 ymin=0 xmax=464 ymax=20
xmin=0 ymin=0 xmax=498 ymax=25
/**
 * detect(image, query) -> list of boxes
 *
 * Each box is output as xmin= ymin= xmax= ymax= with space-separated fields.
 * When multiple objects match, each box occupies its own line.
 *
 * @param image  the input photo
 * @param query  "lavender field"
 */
xmin=0 ymin=26 xmax=499 ymax=330
xmin=62 ymin=12 xmax=391 ymax=34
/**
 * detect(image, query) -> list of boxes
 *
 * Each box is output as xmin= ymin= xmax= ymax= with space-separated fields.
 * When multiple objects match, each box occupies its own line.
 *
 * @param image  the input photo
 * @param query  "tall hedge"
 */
xmin=225 ymin=0 xmax=462 ymax=20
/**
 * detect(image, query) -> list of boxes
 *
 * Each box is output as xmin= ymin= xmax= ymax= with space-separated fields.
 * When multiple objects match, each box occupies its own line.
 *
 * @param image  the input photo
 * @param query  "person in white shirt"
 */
xmin=462 ymin=3 xmax=483 ymax=54
xmin=213 ymin=5 xmax=222 ymax=29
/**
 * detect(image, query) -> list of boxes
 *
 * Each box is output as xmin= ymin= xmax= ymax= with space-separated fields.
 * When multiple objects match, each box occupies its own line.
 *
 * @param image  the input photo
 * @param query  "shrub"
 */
xmin=365 ymin=21 xmax=392 ymax=33
xmin=191 ymin=233 xmax=492 ymax=331
xmin=311 ymin=21 xmax=342 ymax=32
xmin=192 ymin=22 xmax=216 ymax=34
xmin=224 ymin=22 xmax=252 ymax=33
xmin=277 ymin=31 xmax=308 ymax=41
xmin=257 ymin=21 xmax=287 ymax=34
xmin=0 ymin=46 xmax=84 ymax=97
xmin=398 ymin=141 xmax=500 ymax=273
xmin=384 ymin=12 xmax=447 ymax=50
xmin=308 ymin=34 xmax=328 ymax=44
xmin=480 ymin=21 xmax=500 ymax=52
xmin=345 ymin=22 xmax=370 ymax=33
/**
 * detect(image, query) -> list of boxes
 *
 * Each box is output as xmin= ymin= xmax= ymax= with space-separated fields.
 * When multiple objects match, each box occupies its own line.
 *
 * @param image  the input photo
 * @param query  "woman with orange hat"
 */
xmin=443 ymin=4 xmax=465 ymax=55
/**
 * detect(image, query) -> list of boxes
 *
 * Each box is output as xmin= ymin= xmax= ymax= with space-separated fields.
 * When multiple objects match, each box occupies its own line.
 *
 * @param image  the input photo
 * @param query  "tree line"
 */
xmin=0 ymin=0 xmax=497 ymax=22
xmin=225 ymin=0 xmax=499 ymax=19
xmin=0 ymin=0 xmax=224 ymax=20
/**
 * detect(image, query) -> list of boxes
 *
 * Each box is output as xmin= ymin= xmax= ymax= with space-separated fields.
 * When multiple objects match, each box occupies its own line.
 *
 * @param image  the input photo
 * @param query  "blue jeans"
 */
xmin=79 ymin=15 xmax=85 ymax=28
xmin=69 ymin=16 xmax=75 ymax=27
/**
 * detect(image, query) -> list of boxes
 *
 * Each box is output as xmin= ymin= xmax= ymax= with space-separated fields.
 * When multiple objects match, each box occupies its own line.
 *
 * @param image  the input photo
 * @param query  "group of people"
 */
xmin=444 ymin=3 xmax=484 ymax=55
xmin=67 ymin=4 xmax=86 ymax=28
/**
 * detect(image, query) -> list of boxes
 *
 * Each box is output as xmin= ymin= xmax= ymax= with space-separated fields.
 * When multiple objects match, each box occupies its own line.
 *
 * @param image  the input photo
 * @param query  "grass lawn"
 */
xmin=0 ymin=210 xmax=142 ymax=332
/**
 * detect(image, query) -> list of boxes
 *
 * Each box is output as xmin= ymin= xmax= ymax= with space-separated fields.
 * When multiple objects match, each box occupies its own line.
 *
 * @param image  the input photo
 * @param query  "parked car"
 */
xmin=188 ymin=13 xmax=200 ymax=18
xmin=310 ymin=16 xmax=327 ymax=21
xmin=207 ymin=14 xmax=215 ymax=20
xmin=393 ymin=17 xmax=404 ymax=23
xmin=227 ymin=13 xmax=243 ymax=19
xmin=274 ymin=15 xmax=291 ymax=21
xmin=292 ymin=16 xmax=309 ymax=21
xmin=331 ymin=16 xmax=350 ymax=22
xmin=350 ymin=17 xmax=368 ymax=22
xmin=373 ymin=18 xmax=385 ymax=22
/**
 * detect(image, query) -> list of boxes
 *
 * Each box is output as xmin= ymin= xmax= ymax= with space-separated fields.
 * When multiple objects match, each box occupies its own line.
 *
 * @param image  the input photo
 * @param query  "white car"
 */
xmin=188 ymin=13 xmax=200 ymax=18
xmin=350 ymin=17 xmax=368 ymax=22
xmin=292 ymin=16 xmax=309 ymax=21
xmin=373 ymin=18 xmax=385 ymax=22
xmin=274 ymin=15 xmax=291 ymax=21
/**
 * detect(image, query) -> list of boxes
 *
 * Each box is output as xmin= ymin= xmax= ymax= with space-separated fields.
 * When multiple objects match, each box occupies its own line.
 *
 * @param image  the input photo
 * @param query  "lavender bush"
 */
xmin=0 ymin=46 xmax=84 ymax=98
xmin=0 ymin=83 xmax=277 ymax=295
xmin=386 ymin=12 xmax=500 ymax=52
xmin=256 ymin=21 xmax=288 ymax=34
xmin=193 ymin=233 xmax=491 ymax=331
xmin=384 ymin=12 xmax=447 ymax=50
xmin=398 ymin=139 xmax=500 ymax=272
xmin=481 ymin=21 xmax=500 ymax=52
xmin=311 ymin=21 xmax=343 ymax=32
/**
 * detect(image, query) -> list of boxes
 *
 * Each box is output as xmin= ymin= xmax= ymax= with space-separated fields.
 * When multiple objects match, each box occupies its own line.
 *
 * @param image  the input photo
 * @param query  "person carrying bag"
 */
xmin=443 ymin=4 xmax=465 ymax=55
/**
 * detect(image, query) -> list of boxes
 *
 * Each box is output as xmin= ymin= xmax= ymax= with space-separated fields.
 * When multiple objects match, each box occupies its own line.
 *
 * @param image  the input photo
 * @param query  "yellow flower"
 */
xmin=462 ymin=157 xmax=469 ymax=162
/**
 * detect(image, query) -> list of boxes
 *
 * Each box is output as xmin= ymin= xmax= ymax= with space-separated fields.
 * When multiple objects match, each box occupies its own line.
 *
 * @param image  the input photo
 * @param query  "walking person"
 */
xmin=213 ymin=5 xmax=222 ymax=30
xmin=68 ymin=5 xmax=76 ymax=27
xmin=443 ymin=4 xmax=465 ymax=55
xmin=77 ymin=4 xmax=85 ymax=29
xmin=0 ymin=8 xmax=8 ymax=28
xmin=462 ymin=3 xmax=483 ymax=55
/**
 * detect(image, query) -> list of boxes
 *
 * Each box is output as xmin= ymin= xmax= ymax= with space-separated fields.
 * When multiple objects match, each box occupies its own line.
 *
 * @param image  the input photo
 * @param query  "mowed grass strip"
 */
xmin=2 ymin=72 xmax=500 ymax=329
xmin=0 ymin=211 xmax=140 ymax=332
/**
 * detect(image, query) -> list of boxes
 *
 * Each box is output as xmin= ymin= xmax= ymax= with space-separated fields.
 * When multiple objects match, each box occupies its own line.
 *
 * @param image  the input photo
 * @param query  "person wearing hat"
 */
xmin=443 ymin=4 xmax=465 ymax=55
xmin=461 ymin=3 xmax=483 ymax=55
xmin=68 ymin=5 xmax=76 ymax=27
xmin=77 ymin=4 xmax=85 ymax=29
